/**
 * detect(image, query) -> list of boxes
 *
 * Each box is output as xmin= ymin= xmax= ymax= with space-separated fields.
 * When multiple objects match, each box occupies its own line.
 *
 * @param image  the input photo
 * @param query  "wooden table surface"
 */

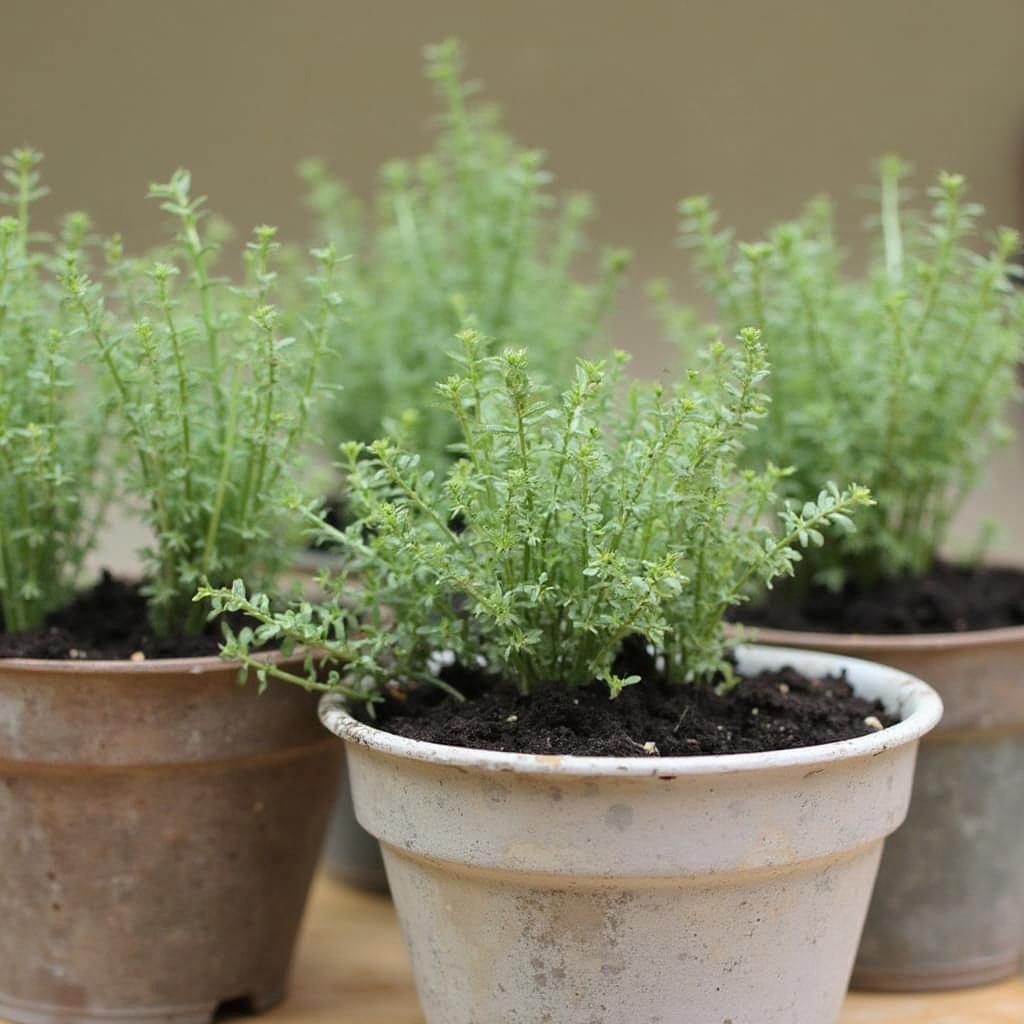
xmin=280 ymin=875 xmax=1024 ymax=1023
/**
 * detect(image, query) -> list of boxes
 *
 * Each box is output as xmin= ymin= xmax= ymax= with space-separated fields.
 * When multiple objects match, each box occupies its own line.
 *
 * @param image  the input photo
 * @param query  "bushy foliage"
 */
xmin=0 ymin=150 xmax=110 ymax=631
xmin=63 ymin=171 xmax=341 ymax=635
xmin=198 ymin=334 xmax=869 ymax=704
xmin=662 ymin=159 xmax=1023 ymax=588
xmin=301 ymin=38 xmax=629 ymax=480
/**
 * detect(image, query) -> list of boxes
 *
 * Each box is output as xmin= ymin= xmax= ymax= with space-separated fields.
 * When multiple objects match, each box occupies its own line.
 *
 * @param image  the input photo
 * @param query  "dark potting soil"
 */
xmin=0 ymin=573 xmax=235 ymax=660
xmin=737 ymin=561 xmax=1024 ymax=635
xmin=374 ymin=641 xmax=895 ymax=757
xmin=305 ymin=495 xmax=352 ymax=550
xmin=306 ymin=494 xmax=466 ymax=551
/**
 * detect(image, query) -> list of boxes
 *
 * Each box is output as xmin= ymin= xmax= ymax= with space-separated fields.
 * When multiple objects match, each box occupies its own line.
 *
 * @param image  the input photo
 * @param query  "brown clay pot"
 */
xmin=748 ymin=624 xmax=1024 ymax=991
xmin=0 ymin=653 xmax=341 ymax=1024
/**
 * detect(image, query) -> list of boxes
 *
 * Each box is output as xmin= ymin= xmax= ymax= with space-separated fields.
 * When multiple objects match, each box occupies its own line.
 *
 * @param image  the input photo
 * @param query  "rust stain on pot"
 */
xmin=530 ymin=754 xmax=565 ymax=767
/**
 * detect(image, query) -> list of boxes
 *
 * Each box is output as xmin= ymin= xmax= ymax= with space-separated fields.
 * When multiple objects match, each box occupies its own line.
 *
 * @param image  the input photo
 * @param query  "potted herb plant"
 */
xmin=199 ymin=334 xmax=941 ymax=1024
xmin=667 ymin=158 xmax=1024 ymax=990
xmin=0 ymin=153 xmax=341 ymax=1024
xmin=298 ymin=38 xmax=629 ymax=890
xmin=300 ymin=38 xmax=628 ymax=517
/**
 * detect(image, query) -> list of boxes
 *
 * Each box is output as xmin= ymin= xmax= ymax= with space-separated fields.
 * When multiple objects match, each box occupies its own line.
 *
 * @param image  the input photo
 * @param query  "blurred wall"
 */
xmin=4 ymin=0 xmax=1023 ymax=561
xmin=4 ymin=0 xmax=1024 ymax=364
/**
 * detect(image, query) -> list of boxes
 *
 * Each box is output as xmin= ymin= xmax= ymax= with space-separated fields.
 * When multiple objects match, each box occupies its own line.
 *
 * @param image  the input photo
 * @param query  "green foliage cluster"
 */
xmin=63 ymin=171 xmax=341 ymax=635
xmin=301 ymin=39 xmax=629 ymax=478
xmin=0 ymin=150 xmax=110 ymax=631
xmin=664 ymin=159 xmax=1023 ymax=588
xmin=198 ymin=334 xmax=870 ymax=703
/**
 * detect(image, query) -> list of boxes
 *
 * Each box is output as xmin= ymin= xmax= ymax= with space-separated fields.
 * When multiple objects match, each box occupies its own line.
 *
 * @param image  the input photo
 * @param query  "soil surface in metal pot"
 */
xmin=373 ymin=640 xmax=895 ymax=757
xmin=0 ymin=572 xmax=246 ymax=660
xmin=736 ymin=561 xmax=1024 ymax=635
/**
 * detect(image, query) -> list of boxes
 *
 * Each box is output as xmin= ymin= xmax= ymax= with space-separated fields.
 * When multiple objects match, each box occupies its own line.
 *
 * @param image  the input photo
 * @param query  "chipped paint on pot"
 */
xmin=0 ymin=652 xmax=341 ymax=1024
xmin=749 ymin=623 xmax=1024 ymax=991
xmin=320 ymin=644 xmax=941 ymax=1024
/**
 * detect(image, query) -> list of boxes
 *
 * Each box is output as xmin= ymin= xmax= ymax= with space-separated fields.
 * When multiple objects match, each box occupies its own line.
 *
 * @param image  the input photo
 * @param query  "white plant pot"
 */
xmin=319 ymin=645 xmax=942 ymax=1024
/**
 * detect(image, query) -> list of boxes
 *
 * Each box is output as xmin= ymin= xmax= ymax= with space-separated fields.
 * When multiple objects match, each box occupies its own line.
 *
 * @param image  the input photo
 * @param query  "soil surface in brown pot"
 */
xmin=374 ymin=638 xmax=894 ymax=757
xmin=737 ymin=561 xmax=1024 ymax=635
xmin=0 ymin=572 xmax=241 ymax=660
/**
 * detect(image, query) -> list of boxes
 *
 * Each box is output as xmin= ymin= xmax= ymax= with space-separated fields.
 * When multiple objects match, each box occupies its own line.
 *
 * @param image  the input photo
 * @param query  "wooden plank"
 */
xmin=279 ymin=875 xmax=1024 ymax=1023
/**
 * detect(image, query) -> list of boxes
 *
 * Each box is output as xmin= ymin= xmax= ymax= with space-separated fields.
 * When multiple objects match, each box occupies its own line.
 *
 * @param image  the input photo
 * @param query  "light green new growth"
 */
xmin=198 ymin=332 xmax=870 ymax=704
xmin=301 ymin=38 xmax=629 ymax=479
xmin=63 ymin=170 xmax=342 ymax=635
xmin=665 ymin=159 xmax=1023 ymax=588
xmin=0 ymin=150 xmax=110 ymax=631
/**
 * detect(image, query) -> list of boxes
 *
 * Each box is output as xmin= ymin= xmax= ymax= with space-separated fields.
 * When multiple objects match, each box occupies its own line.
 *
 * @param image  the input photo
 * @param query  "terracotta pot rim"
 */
xmin=320 ymin=643 xmax=942 ymax=779
xmin=733 ymin=622 xmax=1024 ymax=652
xmin=0 ymin=648 xmax=289 ymax=677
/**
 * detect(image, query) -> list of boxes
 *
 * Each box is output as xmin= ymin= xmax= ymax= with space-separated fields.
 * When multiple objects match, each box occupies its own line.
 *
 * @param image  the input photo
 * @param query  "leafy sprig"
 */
xmin=301 ymin=38 xmax=629 ymax=481
xmin=63 ymin=170 xmax=341 ymax=635
xmin=0 ymin=149 xmax=111 ymax=631
xmin=198 ymin=332 xmax=870 ymax=703
xmin=663 ymin=159 xmax=1023 ymax=587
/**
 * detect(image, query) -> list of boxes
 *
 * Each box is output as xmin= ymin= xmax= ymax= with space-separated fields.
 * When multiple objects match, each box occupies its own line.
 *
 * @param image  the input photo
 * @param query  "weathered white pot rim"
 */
xmin=733 ymin=621 xmax=1024 ymax=653
xmin=320 ymin=643 xmax=942 ymax=779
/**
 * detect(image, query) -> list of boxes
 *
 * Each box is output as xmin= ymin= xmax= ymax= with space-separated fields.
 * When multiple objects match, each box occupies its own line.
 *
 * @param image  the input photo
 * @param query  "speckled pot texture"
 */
xmin=751 ymin=624 xmax=1024 ymax=992
xmin=321 ymin=645 xmax=941 ymax=1024
xmin=323 ymin=749 xmax=388 ymax=893
xmin=0 ymin=654 xmax=341 ymax=1024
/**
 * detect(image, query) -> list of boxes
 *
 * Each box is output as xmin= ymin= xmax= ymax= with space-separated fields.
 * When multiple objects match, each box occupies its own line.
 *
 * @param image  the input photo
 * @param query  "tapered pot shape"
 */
xmin=323 ymin=749 xmax=389 ymax=893
xmin=320 ymin=645 xmax=941 ymax=1024
xmin=0 ymin=653 xmax=341 ymax=1024
xmin=750 ymin=623 xmax=1024 ymax=992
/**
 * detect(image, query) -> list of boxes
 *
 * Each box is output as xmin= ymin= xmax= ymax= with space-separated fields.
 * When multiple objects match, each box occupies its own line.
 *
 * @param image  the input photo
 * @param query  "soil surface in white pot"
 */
xmin=738 ymin=560 xmax=1024 ymax=634
xmin=0 ymin=572 xmax=257 ymax=659
xmin=364 ymin=639 xmax=895 ymax=757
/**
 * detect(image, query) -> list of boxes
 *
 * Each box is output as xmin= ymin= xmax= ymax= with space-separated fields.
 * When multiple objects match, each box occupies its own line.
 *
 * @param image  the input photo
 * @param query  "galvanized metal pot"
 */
xmin=323 ymin=749 xmax=389 ymax=893
xmin=321 ymin=645 xmax=941 ymax=1024
xmin=750 ymin=623 xmax=1024 ymax=991
xmin=0 ymin=653 xmax=341 ymax=1024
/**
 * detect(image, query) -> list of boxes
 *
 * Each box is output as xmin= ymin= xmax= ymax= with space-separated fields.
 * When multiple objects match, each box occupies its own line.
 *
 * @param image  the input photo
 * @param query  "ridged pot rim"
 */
xmin=319 ymin=643 xmax=943 ymax=779
xmin=733 ymin=622 xmax=1024 ymax=653
xmin=0 ymin=648 xmax=288 ymax=677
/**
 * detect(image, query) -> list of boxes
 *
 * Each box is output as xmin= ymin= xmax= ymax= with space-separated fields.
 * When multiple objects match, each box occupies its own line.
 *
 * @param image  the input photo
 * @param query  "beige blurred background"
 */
xmin=3 ymin=0 xmax=1022 ymax=564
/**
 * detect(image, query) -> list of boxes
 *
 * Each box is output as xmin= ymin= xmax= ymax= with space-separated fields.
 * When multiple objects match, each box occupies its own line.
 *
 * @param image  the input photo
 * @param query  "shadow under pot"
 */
xmin=320 ymin=644 xmax=941 ymax=1024
xmin=749 ymin=623 xmax=1024 ymax=992
xmin=0 ymin=652 xmax=341 ymax=1024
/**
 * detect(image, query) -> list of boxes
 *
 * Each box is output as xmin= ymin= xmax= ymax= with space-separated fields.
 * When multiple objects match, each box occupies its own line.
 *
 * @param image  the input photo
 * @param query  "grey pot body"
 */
xmin=0 ymin=655 xmax=341 ymax=1024
xmin=752 ymin=624 xmax=1024 ymax=991
xmin=323 ymin=749 xmax=389 ymax=893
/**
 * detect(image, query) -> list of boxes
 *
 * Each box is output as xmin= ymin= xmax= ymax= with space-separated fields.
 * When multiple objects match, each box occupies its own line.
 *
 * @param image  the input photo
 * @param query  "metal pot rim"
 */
xmin=733 ymin=622 xmax=1024 ymax=653
xmin=0 ymin=648 xmax=289 ymax=677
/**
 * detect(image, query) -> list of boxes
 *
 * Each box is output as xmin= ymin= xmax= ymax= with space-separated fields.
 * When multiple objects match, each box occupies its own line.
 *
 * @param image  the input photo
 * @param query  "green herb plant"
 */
xmin=198 ymin=332 xmax=870 ymax=707
xmin=662 ymin=159 xmax=1023 ymax=589
xmin=0 ymin=149 xmax=111 ymax=632
xmin=301 ymin=38 xmax=629 ymax=481
xmin=63 ymin=170 xmax=342 ymax=636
